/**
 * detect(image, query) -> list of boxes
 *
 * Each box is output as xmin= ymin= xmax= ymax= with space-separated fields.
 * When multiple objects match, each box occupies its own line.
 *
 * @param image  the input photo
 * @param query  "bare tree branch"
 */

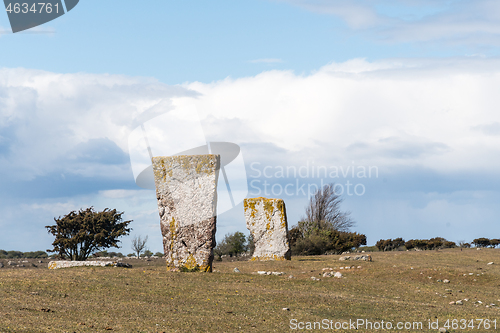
xmin=131 ymin=235 xmax=148 ymax=258
xmin=303 ymin=183 xmax=355 ymax=232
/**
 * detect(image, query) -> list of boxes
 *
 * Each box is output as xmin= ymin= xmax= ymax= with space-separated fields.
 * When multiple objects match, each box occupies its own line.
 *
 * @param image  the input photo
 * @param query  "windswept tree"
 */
xmin=46 ymin=207 xmax=132 ymax=261
xmin=288 ymin=183 xmax=363 ymax=255
xmin=131 ymin=235 xmax=148 ymax=258
xmin=303 ymin=183 xmax=355 ymax=232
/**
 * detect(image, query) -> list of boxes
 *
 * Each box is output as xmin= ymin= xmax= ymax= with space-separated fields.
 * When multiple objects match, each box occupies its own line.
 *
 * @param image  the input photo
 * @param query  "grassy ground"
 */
xmin=0 ymin=248 xmax=499 ymax=332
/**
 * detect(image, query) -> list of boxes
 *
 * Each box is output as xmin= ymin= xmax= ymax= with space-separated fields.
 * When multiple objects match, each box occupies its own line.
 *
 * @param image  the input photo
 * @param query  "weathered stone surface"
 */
xmin=48 ymin=261 xmax=131 ymax=269
xmin=244 ymin=197 xmax=291 ymax=261
xmin=0 ymin=262 xmax=3 ymax=268
xmin=153 ymin=154 xmax=220 ymax=272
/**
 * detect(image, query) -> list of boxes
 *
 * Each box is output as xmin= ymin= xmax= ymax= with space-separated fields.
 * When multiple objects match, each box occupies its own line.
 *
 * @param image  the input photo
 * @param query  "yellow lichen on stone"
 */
xmin=183 ymin=254 xmax=198 ymax=270
xmin=199 ymin=264 xmax=212 ymax=272
xmin=48 ymin=262 xmax=56 ymax=270
xmin=244 ymin=199 xmax=257 ymax=218
xmin=169 ymin=217 xmax=177 ymax=263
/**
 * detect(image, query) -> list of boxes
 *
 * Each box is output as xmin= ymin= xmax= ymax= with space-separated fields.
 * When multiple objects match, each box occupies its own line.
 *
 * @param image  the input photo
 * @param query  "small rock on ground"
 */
xmin=234 ymin=267 xmax=241 ymax=273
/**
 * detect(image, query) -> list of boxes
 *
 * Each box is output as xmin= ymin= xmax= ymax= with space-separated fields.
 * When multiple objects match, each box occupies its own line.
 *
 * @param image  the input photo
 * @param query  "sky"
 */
xmin=1 ymin=0 xmax=500 ymax=253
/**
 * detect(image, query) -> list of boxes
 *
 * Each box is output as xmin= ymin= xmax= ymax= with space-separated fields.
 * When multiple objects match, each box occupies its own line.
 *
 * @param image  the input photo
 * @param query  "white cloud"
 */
xmin=0 ymin=68 xmax=194 ymax=181
xmin=275 ymin=0 xmax=500 ymax=45
xmin=184 ymin=57 xmax=500 ymax=174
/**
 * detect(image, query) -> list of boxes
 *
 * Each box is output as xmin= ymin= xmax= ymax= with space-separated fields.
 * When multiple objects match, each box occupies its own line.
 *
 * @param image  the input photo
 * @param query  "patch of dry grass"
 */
xmin=0 ymin=248 xmax=499 ymax=332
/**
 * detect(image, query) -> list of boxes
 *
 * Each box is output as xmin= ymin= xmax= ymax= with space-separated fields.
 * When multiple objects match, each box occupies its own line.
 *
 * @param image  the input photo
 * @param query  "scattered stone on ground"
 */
xmin=8 ymin=261 xmax=15 ymax=266
xmin=338 ymin=254 xmax=372 ymax=262
xmin=233 ymin=267 xmax=241 ymax=273
xmin=282 ymin=308 xmax=290 ymax=311
xmin=153 ymin=154 xmax=219 ymax=272
xmin=334 ymin=272 xmax=343 ymax=278
xmin=323 ymin=272 xmax=332 ymax=278
xmin=311 ymin=276 xmax=321 ymax=281
xmin=439 ymin=327 xmax=449 ymax=333
xmin=487 ymin=262 xmax=494 ymax=265
xmin=456 ymin=300 xmax=463 ymax=305
xmin=288 ymin=275 xmax=294 ymax=279
xmin=244 ymin=197 xmax=291 ymax=261
xmin=256 ymin=271 xmax=285 ymax=276
xmin=443 ymin=279 xmax=450 ymax=283
xmin=48 ymin=261 xmax=132 ymax=269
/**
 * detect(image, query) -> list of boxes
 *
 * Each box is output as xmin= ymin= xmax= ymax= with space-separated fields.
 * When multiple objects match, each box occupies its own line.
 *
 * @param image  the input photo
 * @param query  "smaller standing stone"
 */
xmin=244 ymin=197 xmax=291 ymax=261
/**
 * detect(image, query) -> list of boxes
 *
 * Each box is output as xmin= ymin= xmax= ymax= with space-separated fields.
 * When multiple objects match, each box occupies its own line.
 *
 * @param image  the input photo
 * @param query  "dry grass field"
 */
xmin=0 ymin=248 xmax=499 ymax=332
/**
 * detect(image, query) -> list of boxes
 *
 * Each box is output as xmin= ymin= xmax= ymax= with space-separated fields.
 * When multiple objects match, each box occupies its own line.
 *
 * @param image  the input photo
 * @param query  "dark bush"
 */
xmin=376 ymin=238 xmax=405 ymax=251
xmin=473 ymin=238 xmax=491 ymax=248
xmin=290 ymin=226 xmax=366 ymax=256
xmin=490 ymin=239 xmax=500 ymax=248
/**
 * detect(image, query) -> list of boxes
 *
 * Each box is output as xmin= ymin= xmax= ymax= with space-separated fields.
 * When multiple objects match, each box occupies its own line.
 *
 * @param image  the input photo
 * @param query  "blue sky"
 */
xmin=1 ymin=0 xmax=500 ymax=253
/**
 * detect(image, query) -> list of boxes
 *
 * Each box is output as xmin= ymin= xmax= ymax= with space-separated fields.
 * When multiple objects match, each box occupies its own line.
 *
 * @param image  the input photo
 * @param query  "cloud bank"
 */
xmin=2 ymin=57 xmax=500 ymax=251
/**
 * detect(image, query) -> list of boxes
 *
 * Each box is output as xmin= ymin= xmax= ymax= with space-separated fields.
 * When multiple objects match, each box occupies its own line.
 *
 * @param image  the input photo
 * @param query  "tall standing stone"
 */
xmin=153 ymin=155 xmax=220 ymax=272
xmin=244 ymin=197 xmax=291 ymax=261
